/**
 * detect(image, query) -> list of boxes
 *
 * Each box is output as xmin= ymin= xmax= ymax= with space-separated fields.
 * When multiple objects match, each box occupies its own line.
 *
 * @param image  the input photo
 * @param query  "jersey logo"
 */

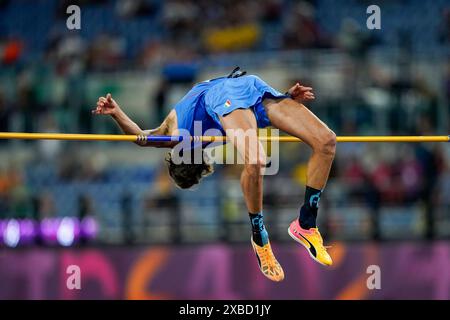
xmin=225 ymin=100 xmax=232 ymax=107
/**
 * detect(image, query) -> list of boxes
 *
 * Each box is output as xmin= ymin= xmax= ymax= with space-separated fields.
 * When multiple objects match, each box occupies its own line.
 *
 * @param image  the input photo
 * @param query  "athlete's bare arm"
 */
xmin=92 ymin=93 xmax=177 ymax=148
xmin=92 ymin=83 xmax=311 ymax=148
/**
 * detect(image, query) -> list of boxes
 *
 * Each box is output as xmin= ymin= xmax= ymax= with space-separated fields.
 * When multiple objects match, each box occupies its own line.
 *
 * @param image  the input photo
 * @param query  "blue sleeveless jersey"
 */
xmin=174 ymin=75 xmax=287 ymax=139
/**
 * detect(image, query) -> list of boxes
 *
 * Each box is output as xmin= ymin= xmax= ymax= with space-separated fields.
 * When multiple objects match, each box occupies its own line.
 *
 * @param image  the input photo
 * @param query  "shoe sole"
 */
xmin=250 ymin=238 xmax=284 ymax=282
xmin=288 ymin=227 xmax=329 ymax=266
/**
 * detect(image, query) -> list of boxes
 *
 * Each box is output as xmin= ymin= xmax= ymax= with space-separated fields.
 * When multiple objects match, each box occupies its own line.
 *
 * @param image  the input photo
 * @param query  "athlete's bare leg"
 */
xmin=264 ymin=98 xmax=336 ymax=190
xmin=264 ymin=97 xmax=335 ymax=266
xmin=220 ymin=109 xmax=266 ymax=214
xmin=220 ymin=108 xmax=284 ymax=281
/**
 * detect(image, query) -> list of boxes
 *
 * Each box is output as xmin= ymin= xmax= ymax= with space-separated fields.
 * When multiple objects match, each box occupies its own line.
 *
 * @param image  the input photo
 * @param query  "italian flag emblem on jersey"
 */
xmin=225 ymin=99 xmax=232 ymax=107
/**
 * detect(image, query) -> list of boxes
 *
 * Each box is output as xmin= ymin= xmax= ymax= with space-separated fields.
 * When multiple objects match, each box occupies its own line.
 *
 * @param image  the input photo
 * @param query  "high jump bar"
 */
xmin=0 ymin=132 xmax=449 ymax=143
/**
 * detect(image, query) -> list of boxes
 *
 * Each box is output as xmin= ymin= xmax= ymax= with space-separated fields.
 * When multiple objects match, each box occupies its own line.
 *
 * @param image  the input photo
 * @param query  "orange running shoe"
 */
xmin=288 ymin=219 xmax=332 ymax=266
xmin=251 ymin=238 xmax=285 ymax=282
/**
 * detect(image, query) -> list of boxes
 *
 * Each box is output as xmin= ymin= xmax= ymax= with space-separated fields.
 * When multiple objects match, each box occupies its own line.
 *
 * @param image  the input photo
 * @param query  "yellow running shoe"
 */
xmin=288 ymin=219 xmax=332 ymax=266
xmin=251 ymin=238 xmax=285 ymax=282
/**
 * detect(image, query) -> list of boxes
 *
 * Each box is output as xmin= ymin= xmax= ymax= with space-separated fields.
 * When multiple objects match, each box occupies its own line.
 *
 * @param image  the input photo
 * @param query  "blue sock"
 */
xmin=299 ymin=186 xmax=322 ymax=229
xmin=249 ymin=212 xmax=269 ymax=246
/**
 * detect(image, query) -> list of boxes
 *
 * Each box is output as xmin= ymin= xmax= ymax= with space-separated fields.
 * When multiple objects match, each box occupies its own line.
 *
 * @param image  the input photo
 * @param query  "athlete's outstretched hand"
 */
xmin=287 ymin=83 xmax=315 ymax=102
xmin=92 ymin=93 xmax=121 ymax=116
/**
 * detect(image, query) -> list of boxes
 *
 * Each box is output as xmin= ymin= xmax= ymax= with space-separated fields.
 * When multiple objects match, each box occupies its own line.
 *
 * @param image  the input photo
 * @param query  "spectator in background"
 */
xmin=337 ymin=18 xmax=373 ymax=58
xmin=163 ymin=0 xmax=199 ymax=30
xmin=3 ymin=165 xmax=30 ymax=219
xmin=342 ymin=155 xmax=366 ymax=200
xmin=202 ymin=15 xmax=261 ymax=52
xmin=1 ymin=37 xmax=22 ymax=65
xmin=283 ymin=1 xmax=329 ymax=49
xmin=44 ymin=26 xmax=86 ymax=74
xmin=439 ymin=8 xmax=450 ymax=44
xmin=36 ymin=114 xmax=62 ymax=163
xmin=53 ymin=34 xmax=87 ymax=76
xmin=370 ymin=159 xmax=399 ymax=204
xmin=400 ymin=147 xmax=423 ymax=203
xmin=0 ymin=88 xmax=11 ymax=139
xmin=87 ymin=33 xmax=126 ymax=71
xmin=413 ymin=77 xmax=440 ymax=130
xmin=116 ymin=0 xmax=157 ymax=19
xmin=0 ymin=165 xmax=12 ymax=218
xmin=261 ymin=0 xmax=282 ymax=24
xmin=78 ymin=194 xmax=95 ymax=220
xmin=195 ymin=0 xmax=262 ymax=53
xmin=57 ymin=149 xmax=107 ymax=182
xmin=154 ymin=78 xmax=170 ymax=126
xmin=444 ymin=61 xmax=450 ymax=131
xmin=143 ymin=166 xmax=181 ymax=243
xmin=162 ymin=0 xmax=200 ymax=47
xmin=57 ymin=150 xmax=80 ymax=182
xmin=16 ymin=70 xmax=41 ymax=134
xmin=35 ymin=192 xmax=56 ymax=220
xmin=435 ymin=153 xmax=450 ymax=209
xmin=138 ymin=39 xmax=199 ymax=68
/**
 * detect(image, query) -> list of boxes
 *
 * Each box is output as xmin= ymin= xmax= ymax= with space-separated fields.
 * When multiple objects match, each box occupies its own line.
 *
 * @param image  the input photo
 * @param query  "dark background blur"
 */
xmin=0 ymin=0 xmax=449 ymax=299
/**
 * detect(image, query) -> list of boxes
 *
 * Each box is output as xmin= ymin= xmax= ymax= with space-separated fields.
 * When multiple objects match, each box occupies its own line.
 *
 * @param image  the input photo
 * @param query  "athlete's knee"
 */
xmin=315 ymin=129 xmax=336 ymax=158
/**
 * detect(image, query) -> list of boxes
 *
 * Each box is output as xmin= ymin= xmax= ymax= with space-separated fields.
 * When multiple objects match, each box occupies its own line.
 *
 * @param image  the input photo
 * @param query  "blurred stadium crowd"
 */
xmin=1 ymin=0 xmax=450 ymax=246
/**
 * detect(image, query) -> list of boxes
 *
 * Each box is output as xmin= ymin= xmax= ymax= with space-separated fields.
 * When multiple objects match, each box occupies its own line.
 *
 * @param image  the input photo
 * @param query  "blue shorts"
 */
xmin=204 ymin=75 xmax=288 ymax=128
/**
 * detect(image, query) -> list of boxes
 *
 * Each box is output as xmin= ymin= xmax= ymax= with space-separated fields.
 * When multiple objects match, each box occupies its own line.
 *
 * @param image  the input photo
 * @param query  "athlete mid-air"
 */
xmin=93 ymin=68 xmax=336 ymax=282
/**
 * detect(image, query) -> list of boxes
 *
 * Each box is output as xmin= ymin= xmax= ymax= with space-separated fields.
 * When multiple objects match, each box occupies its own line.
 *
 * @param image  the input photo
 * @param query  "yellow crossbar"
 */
xmin=0 ymin=132 xmax=448 ymax=143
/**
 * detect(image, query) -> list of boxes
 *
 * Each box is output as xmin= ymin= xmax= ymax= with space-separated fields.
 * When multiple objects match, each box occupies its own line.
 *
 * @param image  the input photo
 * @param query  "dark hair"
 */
xmin=165 ymin=150 xmax=214 ymax=189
